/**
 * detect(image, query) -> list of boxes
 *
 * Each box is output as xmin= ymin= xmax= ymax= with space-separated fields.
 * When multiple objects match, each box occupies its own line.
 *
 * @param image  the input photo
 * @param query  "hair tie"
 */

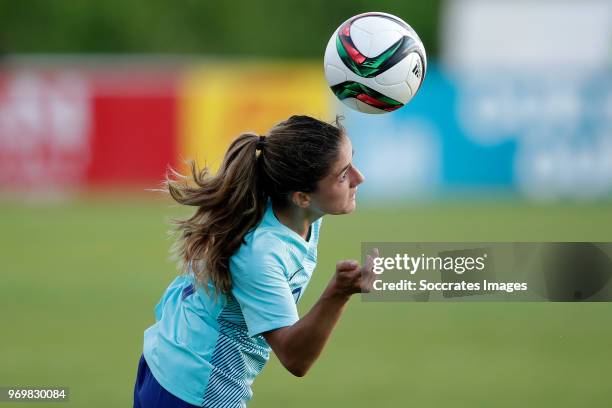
xmin=256 ymin=135 xmax=266 ymax=151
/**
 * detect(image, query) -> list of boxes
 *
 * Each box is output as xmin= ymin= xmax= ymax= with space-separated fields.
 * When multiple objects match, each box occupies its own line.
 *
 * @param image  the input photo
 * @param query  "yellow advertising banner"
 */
xmin=178 ymin=61 xmax=333 ymax=172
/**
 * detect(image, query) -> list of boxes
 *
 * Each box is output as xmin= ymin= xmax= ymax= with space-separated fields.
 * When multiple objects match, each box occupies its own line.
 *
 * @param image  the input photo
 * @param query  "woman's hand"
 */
xmin=328 ymin=248 xmax=379 ymax=299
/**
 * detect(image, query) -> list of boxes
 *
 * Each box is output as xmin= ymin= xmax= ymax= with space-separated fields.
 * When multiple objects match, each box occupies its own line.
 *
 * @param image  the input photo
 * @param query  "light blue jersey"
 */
xmin=143 ymin=201 xmax=321 ymax=407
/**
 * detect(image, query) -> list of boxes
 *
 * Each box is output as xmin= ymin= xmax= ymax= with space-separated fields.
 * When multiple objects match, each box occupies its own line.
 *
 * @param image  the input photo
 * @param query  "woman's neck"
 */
xmin=272 ymin=202 xmax=322 ymax=240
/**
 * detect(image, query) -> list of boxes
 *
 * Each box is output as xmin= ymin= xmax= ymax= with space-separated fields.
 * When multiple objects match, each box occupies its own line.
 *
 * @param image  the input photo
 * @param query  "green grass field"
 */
xmin=2 ymin=196 xmax=612 ymax=407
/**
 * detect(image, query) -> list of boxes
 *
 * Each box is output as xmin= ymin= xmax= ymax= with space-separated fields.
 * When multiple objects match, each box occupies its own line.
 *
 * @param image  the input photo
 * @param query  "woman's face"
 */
xmin=309 ymin=135 xmax=365 ymax=215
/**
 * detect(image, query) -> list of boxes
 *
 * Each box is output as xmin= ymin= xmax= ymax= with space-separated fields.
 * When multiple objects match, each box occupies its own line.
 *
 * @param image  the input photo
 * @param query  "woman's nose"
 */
xmin=351 ymin=166 xmax=365 ymax=187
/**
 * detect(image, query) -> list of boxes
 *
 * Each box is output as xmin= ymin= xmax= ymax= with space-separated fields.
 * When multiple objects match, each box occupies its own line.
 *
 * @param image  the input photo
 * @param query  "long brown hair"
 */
xmin=166 ymin=115 xmax=344 ymax=294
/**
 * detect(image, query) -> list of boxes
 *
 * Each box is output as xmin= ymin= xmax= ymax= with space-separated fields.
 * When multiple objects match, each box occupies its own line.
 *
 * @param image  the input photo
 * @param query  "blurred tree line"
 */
xmin=0 ymin=0 xmax=441 ymax=58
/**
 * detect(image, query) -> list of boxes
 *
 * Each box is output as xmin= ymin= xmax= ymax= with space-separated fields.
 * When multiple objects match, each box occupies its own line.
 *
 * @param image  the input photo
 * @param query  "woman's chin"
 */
xmin=325 ymin=198 xmax=357 ymax=215
xmin=344 ymin=198 xmax=357 ymax=214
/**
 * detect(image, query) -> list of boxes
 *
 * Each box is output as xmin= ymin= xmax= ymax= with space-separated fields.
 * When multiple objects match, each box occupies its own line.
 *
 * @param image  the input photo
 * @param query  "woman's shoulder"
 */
xmin=232 ymin=218 xmax=287 ymax=250
xmin=230 ymin=227 xmax=291 ymax=278
xmin=242 ymin=226 xmax=289 ymax=257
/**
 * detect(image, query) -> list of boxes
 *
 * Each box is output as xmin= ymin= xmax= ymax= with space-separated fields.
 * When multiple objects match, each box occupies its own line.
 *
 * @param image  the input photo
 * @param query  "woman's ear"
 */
xmin=290 ymin=191 xmax=311 ymax=209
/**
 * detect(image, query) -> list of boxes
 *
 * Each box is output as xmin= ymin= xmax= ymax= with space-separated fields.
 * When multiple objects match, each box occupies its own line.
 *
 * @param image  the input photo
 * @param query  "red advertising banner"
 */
xmin=87 ymin=71 xmax=178 ymax=186
xmin=0 ymin=66 xmax=179 ymax=190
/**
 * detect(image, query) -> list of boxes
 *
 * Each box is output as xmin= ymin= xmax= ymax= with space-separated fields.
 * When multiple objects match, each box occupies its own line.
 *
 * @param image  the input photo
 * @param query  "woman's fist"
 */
xmin=330 ymin=248 xmax=379 ymax=298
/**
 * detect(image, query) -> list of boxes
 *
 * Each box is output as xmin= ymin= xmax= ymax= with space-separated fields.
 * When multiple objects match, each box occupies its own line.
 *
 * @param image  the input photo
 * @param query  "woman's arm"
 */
xmin=263 ymin=250 xmax=377 ymax=377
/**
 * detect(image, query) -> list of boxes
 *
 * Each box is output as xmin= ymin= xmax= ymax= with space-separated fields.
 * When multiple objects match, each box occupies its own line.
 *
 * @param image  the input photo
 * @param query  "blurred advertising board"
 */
xmin=1 ymin=55 xmax=611 ymax=201
xmin=0 ymin=62 xmax=329 ymax=191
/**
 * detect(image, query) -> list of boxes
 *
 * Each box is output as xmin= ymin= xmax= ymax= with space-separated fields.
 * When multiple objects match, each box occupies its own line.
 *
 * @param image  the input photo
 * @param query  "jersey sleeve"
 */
xmin=230 ymin=235 xmax=299 ymax=337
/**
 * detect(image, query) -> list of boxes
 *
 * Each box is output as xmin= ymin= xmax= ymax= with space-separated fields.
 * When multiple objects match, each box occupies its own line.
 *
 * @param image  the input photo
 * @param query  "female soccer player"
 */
xmin=133 ymin=115 xmax=376 ymax=407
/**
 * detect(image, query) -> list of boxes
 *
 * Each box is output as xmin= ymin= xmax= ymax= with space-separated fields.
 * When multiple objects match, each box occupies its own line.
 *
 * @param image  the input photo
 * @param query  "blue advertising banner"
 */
xmin=343 ymin=63 xmax=612 ymax=201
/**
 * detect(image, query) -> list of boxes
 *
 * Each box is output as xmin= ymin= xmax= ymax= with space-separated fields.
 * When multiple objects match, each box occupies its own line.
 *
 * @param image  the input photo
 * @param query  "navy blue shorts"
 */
xmin=133 ymin=354 xmax=199 ymax=408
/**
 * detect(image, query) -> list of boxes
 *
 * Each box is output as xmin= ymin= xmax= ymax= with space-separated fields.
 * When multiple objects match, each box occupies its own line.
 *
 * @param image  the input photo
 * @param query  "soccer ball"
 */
xmin=324 ymin=12 xmax=427 ymax=114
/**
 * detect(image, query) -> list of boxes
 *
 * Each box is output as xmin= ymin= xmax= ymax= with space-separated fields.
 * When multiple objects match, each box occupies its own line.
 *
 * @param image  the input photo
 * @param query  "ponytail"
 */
xmin=166 ymin=133 xmax=268 ymax=294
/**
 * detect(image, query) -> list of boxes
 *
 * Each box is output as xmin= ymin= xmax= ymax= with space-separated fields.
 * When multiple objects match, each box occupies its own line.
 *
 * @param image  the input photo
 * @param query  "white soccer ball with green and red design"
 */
xmin=324 ymin=12 xmax=427 ymax=114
